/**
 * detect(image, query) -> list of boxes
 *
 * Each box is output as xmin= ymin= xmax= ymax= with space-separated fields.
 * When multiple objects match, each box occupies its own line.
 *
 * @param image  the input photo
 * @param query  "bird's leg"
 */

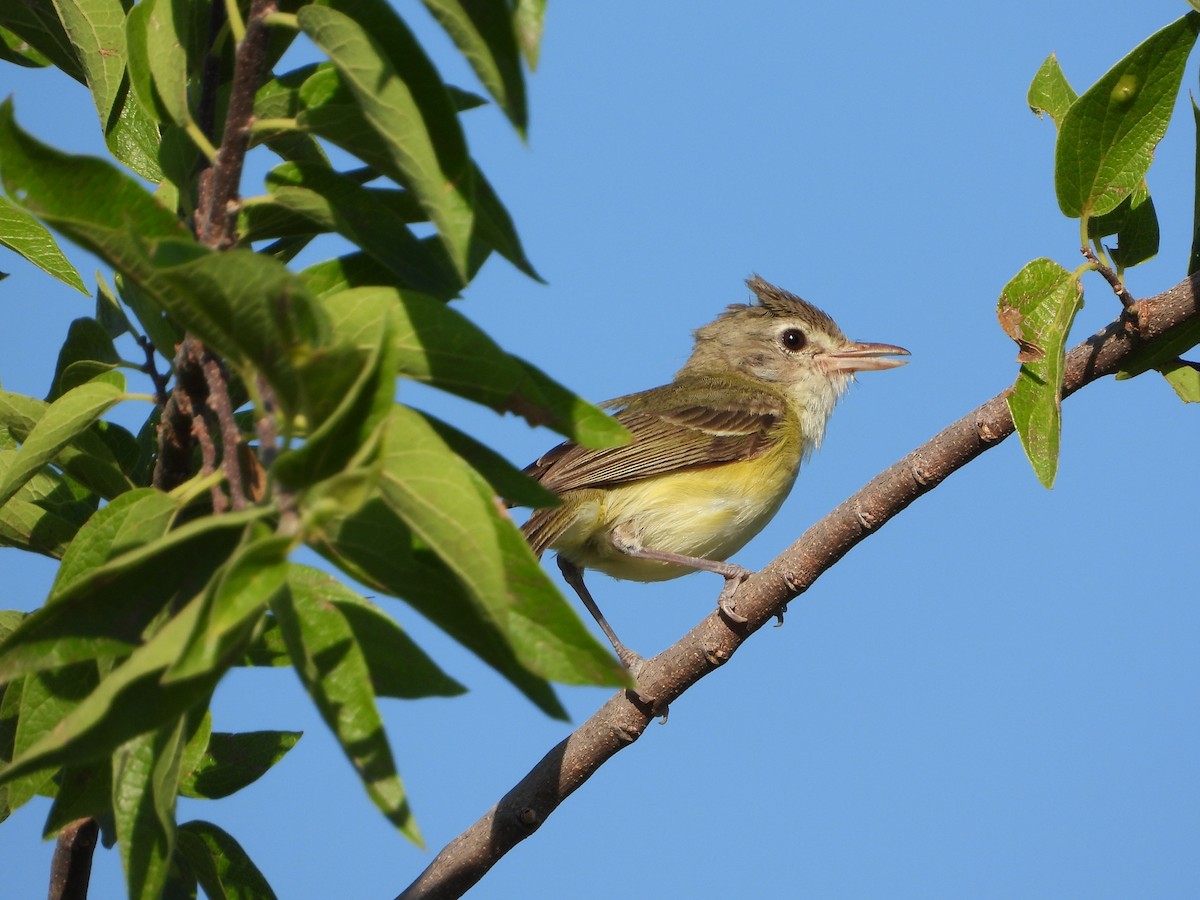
xmin=556 ymin=555 xmax=645 ymax=672
xmin=608 ymin=528 xmax=753 ymax=624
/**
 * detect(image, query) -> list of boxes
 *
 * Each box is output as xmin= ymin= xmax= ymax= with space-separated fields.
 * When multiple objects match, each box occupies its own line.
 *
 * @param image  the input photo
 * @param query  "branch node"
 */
xmin=911 ymin=457 xmax=930 ymax=486
xmin=517 ymin=807 xmax=539 ymax=828
xmin=612 ymin=719 xmax=642 ymax=745
xmin=855 ymin=502 xmax=878 ymax=531
xmin=1082 ymin=245 xmax=1136 ymax=309
xmin=702 ymin=643 xmax=731 ymax=667
xmin=977 ymin=418 xmax=1001 ymax=443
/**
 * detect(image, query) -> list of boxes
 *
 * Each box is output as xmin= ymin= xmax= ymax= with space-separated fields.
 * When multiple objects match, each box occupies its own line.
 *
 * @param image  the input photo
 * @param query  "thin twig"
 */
xmin=137 ymin=335 xmax=170 ymax=407
xmin=192 ymin=403 xmax=227 ymax=513
xmin=254 ymin=374 xmax=279 ymax=468
xmin=195 ymin=0 xmax=277 ymax=248
xmin=201 ymin=355 xmax=247 ymax=509
xmin=396 ymin=273 xmax=1200 ymax=900
xmin=1082 ymin=245 xmax=1136 ymax=309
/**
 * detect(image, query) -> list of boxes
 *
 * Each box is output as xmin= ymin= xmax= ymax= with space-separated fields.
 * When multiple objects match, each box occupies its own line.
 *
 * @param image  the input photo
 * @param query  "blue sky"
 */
xmin=3 ymin=1 xmax=1198 ymax=898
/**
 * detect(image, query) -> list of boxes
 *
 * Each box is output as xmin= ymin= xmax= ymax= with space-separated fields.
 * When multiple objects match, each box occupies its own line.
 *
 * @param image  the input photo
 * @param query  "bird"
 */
xmin=521 ymin=275 xmax=909 ymax=670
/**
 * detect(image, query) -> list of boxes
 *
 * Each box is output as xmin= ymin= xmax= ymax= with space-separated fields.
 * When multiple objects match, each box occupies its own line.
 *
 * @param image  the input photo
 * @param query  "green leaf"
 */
xmin=166 ymin=531 xmax=292 ymax=683
xmin=239 ymin=616 xmax=290 ymax=667
xmin=1116 ymin=318 xmax=1200 ymax=379
xmin=508 ymin=356 xmax=631 ymax=448
xmin=298 ymin=252 xmax=401 ymax=298
xmin=0 ymin=97 xmax=184 ymax=240
xmin=0 ymin=461 xmax=95 ymax=557
xmin=298 ymin=0 xmax=474 ymax=279
xmin=179 ymin=731 xmax=301 ymax=800
xmin=0 ymin=3 xmax=86 ymax=82
xmin=0 ymin=22 xmax=52 ymax=68
xmin=52 ymin=0 xmax=163 ymax=181
xmin=0 ymin=498 xmax=265 ymax=681
xmin=271 ymin=566 xmax=422 ymax=845
xmin=419 ymin=0 xmax=528 ymax=133
xmin=0 ymin=671 xmax=21 ymax=821
xmin=1090 ymin=184 xmax=1159 ymax=269
xmin=0 ymin=379 xmax=124 ymax=510
xmin=0 ymin=578 xmax=250 ymax=786
xmin=0 ymin=389 xmax=134 ymax=500
xmin=125 ymin=0 xmax=196 ymax=134
xmin=0 ymin=497 xmax=82 ymax=558
xmin=44 ymin=760 xmax=113 ymax=837
xmin=289 ymin=565 xmax=464 ymax=700
xmin=116 ymin=272 xmax=183 ymax=359
xmin=113 ymin=717 xmax=186 ymax=900
xmin=1160 ymin=359 xmax=1200 ymax=402
xmin=255 ymin=162 xmax=458 ymax=296
xmin=1027 ymin=53 xmax=1077 ymax=127
xmin=272 ymin=287 xmax=398 ymax=488
xmin=48 ymin=318 xmax=121 ymax=400
xmin=1189 ymin=96 xmax=1200 ymax=277
xmin=108 ymin=242 xmax=326 ymax=420
xmin=313 ymin=496 xmax=564 ymax=717
xmin=421 ymin=411 xmax=559 ymax=508
xmin=176 ymin=821 xmax=278 ymax=900
xmin=291 ymin=64 xmax=539 ymax=282
xmin=0 ymin=106 xmax=329 ymax=414
xmin=513 ymin=0 xmax=545 ymax=68
xmin=1056 ymin=13 xmax=1200 ymax=219
xmin=51 ymin=487 xmax=178 ymax=599
xmin=997 ymin=259 xmax=1083 ymax=488
xmin=387 ymin=286 xmax=624 ymax=445
xmin=0 ymin=194 xmax=87 ymax=293
xmin=6 ymin=663 xmax=99 ymax=816
xmin=313 ymin=406 xmax=625 ymax=709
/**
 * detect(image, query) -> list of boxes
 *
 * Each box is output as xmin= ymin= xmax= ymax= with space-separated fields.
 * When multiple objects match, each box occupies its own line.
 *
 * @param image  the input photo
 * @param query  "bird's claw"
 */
xmin=716 ymin=567 xmax=753 ymax=625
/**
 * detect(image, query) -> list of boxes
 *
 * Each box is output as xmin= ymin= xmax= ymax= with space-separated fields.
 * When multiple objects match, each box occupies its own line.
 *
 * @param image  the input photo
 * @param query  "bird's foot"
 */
xmin=716 ymin=565 xmax=754 ymax=624
xmin=620 ymin=656 xmax=669 ymax=720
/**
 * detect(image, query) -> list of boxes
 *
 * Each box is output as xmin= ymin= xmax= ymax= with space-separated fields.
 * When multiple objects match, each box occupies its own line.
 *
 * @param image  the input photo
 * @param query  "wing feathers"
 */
xmin=524 ymin=376 xmax=786 ymax=496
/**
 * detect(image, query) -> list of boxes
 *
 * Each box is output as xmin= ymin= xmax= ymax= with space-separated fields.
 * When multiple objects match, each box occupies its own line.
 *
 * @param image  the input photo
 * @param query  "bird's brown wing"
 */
xmin=524 ymin=376 xmax=787 ymax=495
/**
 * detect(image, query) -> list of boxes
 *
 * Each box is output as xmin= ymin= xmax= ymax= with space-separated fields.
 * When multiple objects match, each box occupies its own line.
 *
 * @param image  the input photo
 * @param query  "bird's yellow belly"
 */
xmin=550 ymin=450 xmax=799 ymax=582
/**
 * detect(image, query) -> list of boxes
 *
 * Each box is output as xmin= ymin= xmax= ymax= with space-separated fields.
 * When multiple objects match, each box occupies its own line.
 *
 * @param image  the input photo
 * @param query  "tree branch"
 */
xmin=47 ymin=817 xmax=98 ymax=900
xmin=152 ymin=0 xmax=276 ymax=492
xmin=195 ymin=0 xmax=277 ymax=248
xmin=396 ymin=272 xmax=1200 ymax=900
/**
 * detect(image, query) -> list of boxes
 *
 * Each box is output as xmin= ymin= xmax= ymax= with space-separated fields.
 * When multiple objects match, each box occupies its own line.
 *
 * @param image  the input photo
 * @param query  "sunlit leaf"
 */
xmin=0 ymin=195 xmax=87 ymax=293
xmin=1056 ymin=13 xmax=1200 ymax=219
xmin=298 ymin=0 xmax=474 ymax=279
xmin=179 ymin=731 xmax=301 ymax=800
xmin=47 ymin=318 xmax=121 ymax=400
xmin=271 ymin=565 xmax=422 ymax=844
xmin=0 ymin=389 xmax=134 ymax=500
xmin=113 ymin=717 xmax=186 ymax=900
xmin=419 ymin=0 xmax=527 ymax=133
xmin=1089 ymin=184 xmax=1159 ymax=269
xmin=0 ymin=500 xmax=266 ymax=680
xmin=1027 ymin=53 xmax=1076 ymax=127
xmin=53 ymin=0 xmax=162 ymax=180
xmin=176 ymin=821 xmax=278 ymax=900
xmin=0 ymin=379 xmax=124 ymax=510
xmin=997 ymin=259 xmax=1083 ymax=488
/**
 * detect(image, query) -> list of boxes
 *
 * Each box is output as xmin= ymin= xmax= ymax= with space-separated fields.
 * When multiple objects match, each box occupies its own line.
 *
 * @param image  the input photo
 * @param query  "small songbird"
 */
xmin=522 ymin=275 xmax=909 ymax=670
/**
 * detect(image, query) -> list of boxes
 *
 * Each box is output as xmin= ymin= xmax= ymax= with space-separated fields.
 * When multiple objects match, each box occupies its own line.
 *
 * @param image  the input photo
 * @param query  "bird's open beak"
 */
xmin=821 ymin=341 xmax=911 ymax=373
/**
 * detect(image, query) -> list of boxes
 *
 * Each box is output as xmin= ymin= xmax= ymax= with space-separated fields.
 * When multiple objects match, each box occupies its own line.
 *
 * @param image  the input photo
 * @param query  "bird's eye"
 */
xmin=780 ymin=328 xmax=806 ymax=352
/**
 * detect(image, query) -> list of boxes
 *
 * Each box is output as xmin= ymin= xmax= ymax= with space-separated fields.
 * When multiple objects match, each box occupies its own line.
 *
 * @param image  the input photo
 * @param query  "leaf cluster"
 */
xmin=0 ymin=1 xmax=626 ymax=896
xmin=1003 ymin=11 xmax=1200 ymax=488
